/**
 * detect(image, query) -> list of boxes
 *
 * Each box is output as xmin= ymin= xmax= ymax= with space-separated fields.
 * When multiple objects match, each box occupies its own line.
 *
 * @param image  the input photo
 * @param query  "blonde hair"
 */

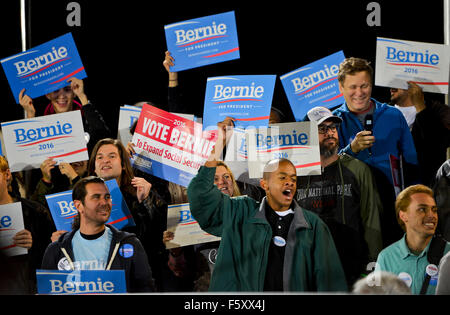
xmin=0 ymin=155 xmax=8 ymax=173
xmin=395 ymin=184 xmax=434 ymax=231
xmin=338 ymin=57 xmax=374 ymax=84
xmin=216 ymin=161 xmax=240 ymax=197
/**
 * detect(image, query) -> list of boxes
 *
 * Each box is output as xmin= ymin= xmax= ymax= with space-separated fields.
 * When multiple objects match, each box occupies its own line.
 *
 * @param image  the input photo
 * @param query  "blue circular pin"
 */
xmin=119 ymin=243 xmax=134 ymax=258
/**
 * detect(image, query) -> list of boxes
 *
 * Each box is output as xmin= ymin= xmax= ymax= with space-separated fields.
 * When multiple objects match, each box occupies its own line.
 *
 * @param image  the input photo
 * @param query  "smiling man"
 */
xmin=332 ymin=57 xmax=419 ymax=247
xmin=187 ymin=127 xmax=347 ymax=292
xmin=376 ymin=184 xmax=450 ymax=295
xmin=41 ymin=176 xmax=155 ymax=292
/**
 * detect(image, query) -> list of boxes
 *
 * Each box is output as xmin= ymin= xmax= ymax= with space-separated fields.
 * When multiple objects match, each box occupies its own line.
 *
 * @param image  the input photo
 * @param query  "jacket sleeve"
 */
xmin=187 ymin=166 xmax=227 ymax=236
xmin=354 ymin=160 xmax=383 ymax=262
xmin=127 ymin=237 xmax=156 ymax=292
xmin=312 ymin=216 xmax=348 ymax=292
xmin=41 ymin=241 xmax=62 ymax=270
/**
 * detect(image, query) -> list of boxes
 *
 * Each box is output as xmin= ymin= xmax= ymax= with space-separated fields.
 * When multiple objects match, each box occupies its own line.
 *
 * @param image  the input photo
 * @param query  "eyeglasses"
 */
xmin=318 ymin=123 xmax=340 ymax=134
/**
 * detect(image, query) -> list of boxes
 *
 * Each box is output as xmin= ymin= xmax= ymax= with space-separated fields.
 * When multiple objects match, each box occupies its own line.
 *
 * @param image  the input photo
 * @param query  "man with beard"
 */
xmin=41 ymin=176 xmax=155 ymax=292
xmin=297 ymin=106 xmax=383 ymax=287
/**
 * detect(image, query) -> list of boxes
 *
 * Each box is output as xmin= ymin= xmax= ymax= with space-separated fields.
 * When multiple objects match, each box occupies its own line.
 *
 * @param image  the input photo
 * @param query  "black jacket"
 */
xmin=0 ymin=197 xmax=55 ymax=294
xmin=41 ymin=224 xmax=155 ymax=293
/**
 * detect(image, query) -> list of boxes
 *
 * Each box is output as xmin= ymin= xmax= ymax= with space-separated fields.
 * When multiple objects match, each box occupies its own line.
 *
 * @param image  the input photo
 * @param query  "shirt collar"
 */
xmin=400 ymin=234 xmax=431 ymax=259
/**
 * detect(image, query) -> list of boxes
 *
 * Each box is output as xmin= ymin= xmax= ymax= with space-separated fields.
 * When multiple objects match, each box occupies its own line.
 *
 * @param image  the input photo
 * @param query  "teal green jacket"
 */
xmin=187 ymin=166 xmax=348 ymax=292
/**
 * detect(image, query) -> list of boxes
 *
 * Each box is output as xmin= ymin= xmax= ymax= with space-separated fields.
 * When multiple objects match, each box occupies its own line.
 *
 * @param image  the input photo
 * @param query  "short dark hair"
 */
xmin=71 ymin=176 xmax=107 ymax=230
xmin=262 ymin=158 xmax=296 ymax=180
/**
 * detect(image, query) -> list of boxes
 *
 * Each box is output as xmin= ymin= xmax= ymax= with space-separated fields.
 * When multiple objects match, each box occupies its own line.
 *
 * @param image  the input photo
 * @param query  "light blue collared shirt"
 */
xmin=376 ymin=234 xmax=450 ymax=294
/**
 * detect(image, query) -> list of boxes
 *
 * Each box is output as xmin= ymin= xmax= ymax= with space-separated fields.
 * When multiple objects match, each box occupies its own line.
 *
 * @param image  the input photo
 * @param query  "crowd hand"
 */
xmin=51 ymin=230 xmax=67 ymax=243
xmin=67 ymin=77 xmax=88 ymax=105
xmin=163 ymin=51 xmax=178 ymax=86
xmin=40 ymin=158 xmax=57 ymax=184
xmin=350 ymin=130 xmax=375 ymax=154
xmin=163 ymin=230 xmax=174 ymax=243
xmin=131 ymin=177 xmax=152 ymax=203
xmin=13 ymin=229 xmax=33 ymax=249
xmin=407 ymin=81 xmax=425 ymax=112
xmin=126 ymin=142 xmax=136 ymax=158
xmin=18 ymin=88 xmax=36 ymax=118
xmin=58 ymin=162 xmax=78 ymax=181
xmin=217 ymin=116 xmax=235 ymax=147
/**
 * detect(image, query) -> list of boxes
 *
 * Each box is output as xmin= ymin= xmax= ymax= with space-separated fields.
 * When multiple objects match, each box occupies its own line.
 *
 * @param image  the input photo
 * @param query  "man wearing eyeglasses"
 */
xmin=297 ymin=106 xmax=383 ymax=288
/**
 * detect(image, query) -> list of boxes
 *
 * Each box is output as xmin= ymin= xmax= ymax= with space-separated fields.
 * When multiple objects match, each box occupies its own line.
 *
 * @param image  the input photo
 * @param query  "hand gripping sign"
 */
xmin=0 ymin=202 xmax=27 ymax=257
xmin=131 ymin=104 xmax=217 ymax=187
xmin=1 ymin=32 xmax=87 ymax=103
xmin=280 ymin=51 xmax=346 ymax=122
xmin=1 ymin=110 xmax=89 ymax=172
xmin=375 ymin=37 xmax=450 ymax=94
xmin=164 ymin=11 xmax=240 ymax=72
xmin=203 ymin=75 xmax=276 ymax=130
xmin=165 ymin=203 xmax=221 ymax=249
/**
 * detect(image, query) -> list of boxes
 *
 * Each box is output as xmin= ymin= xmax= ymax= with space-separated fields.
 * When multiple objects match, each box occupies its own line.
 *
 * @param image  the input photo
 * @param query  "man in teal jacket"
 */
xmin=187 ymin=124 xmax=347 ymax=292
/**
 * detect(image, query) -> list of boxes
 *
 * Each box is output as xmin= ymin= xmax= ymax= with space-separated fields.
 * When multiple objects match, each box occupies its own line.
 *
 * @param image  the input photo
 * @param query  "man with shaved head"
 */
xmin=187 ymin=125 xmax=347 ymax=292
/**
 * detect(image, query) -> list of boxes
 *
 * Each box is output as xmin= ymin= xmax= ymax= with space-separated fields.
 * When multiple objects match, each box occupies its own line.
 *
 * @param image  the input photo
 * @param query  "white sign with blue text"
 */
xmin=203 ymin=75 xmax=276 ymax=130
xmin=0 ymin=202 xmax=27 ymax=257
xmin=164 ymin=11 xmax=240 ymax=72
xmin=166 ymin=203 xmax=221 ymax=249
xmin=1 ymin=32 xmax=86 ymax=103
xmin=375 ymin=37 xmax=450 ymax=94
xmin=246 ymin=122 xmax=321 ymax=178
xmin=280 ymin=51 xmax=345 ymax=121
xmin=1 ymin=111 xmax=89 ymax=172
xmin=36 ymin=270 xmax=127 ymax=294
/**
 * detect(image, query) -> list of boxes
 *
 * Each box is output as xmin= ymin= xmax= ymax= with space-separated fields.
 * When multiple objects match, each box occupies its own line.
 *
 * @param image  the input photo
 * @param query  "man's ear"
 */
xmin=338 ymin=82 xmax=344 ymax=94
xmin=73 ymin=199 xmax=83 ymax=214
xmin=398 ymin=209 xmax=408 ymax=225
xmin=45 ymin=93 xmax=52 ymax=101
xmin=260 ymin=178 xmax=268 ymax=192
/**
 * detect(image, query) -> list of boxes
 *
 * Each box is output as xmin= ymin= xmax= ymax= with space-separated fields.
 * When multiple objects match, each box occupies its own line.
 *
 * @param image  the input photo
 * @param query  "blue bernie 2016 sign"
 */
xmin=164 ymin=11 xmax=240 ymax=72
xmin=45 ymin=179 xmax=135 ymax=231
xmin=280 ymin=51 xmax=346 ymax=122
xmin=1 ymin=32 xmax=86 ymax=104
xmin=202 ymin=75 xmax=276 ymax=130
xmin=36 ymin=270 xmax=127 ymax=294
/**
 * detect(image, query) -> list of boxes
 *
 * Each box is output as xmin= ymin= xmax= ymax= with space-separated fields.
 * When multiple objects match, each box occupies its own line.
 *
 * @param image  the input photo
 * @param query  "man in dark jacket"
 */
xmin=187 ymin=125 xmax=347 ymax=292
xmin=299 ymin=106 xmax=383 ymax=287
xmin=41 ymin=176 xmax=155 ymax=293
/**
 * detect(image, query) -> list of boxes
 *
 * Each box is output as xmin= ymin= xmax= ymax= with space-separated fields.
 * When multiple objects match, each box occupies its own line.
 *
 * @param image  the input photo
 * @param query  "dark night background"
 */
xmin=0 ymin=0 xmax=446 ymax=133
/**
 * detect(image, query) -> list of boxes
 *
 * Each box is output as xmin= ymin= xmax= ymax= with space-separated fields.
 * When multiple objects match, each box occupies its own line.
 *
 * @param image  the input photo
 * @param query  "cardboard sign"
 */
xmin=1 ymin=32 xmax=86 ymax=103
xmin=45 ymin=179 xmax=135 ymax=231
xmin=1 ymin=111 xmax=89 ymax=172
xmin=375 ymin=37 xmax=450 ymax=94
xmin=202 ymin=75 xmax=276 ymax=130
xmin=131 ymin=104 xmax=217 ymax=187
xmin=0 ymin=202 xmax=27 ymax=257
xmin=280 ymin=51 xmax=346 ymax=121
xmin=164 ymin=11 xmax=239 ymax=72
xmin=165 ymin=203 xmax=221 ymax=249
xmin=36 ymin=270 xmax=126 ymax=294
xmin=246 ymin=122 xmax=321 ymax=178
xmin=117 ymin=105 xmax=142 ymax=146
